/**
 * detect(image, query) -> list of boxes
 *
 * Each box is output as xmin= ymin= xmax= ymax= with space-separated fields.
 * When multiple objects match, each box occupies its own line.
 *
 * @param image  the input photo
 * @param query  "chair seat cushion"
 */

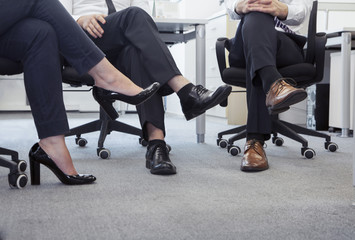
xmin=62 ymin=66 xmax=95 ymax=87
xmin=222 ymin=63 xmax=316 ymax=89
xmin=0 ymin=58 xmax=23 ymax=75
xmin=222 ymin=67 xmax=247 ymax=88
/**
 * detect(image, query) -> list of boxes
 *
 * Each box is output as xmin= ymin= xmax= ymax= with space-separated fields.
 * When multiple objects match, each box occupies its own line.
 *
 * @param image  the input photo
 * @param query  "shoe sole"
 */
xmin=268 ymin=90 xmax=307 ymax=115
xmin=240 ymin=165 xmax=269 ymax=172
xmin=150 ymin=168 xmax=177 ymax=175
xmin=146 ymin=160 xmax=177 ymax=175
xmin=184 ymin=86 xmax=232 ymax=121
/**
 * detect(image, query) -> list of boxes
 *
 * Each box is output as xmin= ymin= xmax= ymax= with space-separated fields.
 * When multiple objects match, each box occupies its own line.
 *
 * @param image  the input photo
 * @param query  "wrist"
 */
xmin=278 ymin=3 xmax=288 ymax=20
xmin=235 ymin=0 xmax=244 ymax=15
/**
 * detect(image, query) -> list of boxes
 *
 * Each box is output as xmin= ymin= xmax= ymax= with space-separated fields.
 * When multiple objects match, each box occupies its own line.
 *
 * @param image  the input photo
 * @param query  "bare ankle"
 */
xmin=168 ymin=75 xmax=190 ymax=92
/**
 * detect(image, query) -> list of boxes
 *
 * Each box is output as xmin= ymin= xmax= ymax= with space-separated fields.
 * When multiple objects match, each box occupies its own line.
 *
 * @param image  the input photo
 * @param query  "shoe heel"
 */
xmin=99 ymin=100 xmax=119 ymax=120
xmin=30 ymin=157 xmax=40 ymax=185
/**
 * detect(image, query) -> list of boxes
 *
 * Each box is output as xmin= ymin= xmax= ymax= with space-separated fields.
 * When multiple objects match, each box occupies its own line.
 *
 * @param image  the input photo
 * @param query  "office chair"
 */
xmin=62 ymin=63 xmax=146 ymax=159
xmin=215 ymin=0 xmax=338 ymax=159
xmin=0 ymin=57 xmax=28 ymax=188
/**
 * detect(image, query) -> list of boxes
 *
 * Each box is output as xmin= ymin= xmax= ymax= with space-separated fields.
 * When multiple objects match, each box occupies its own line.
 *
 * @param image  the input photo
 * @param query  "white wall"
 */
xmin=179 ymin=0 xmax=224 ymax=18
xmin=317 ymin=1 xmax=355 ymax=31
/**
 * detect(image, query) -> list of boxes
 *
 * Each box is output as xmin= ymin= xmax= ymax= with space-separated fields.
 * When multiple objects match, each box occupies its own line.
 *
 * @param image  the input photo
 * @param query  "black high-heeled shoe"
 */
xmin=29 ymin=143 xmax=96 ymax=185
xmin=92 ymin=82 xmax=160 ymax=120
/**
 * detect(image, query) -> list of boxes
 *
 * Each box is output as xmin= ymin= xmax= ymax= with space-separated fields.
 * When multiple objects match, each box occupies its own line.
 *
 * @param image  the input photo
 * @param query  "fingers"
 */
xmin=245 ymin=0 xmax=276 ymax=15
xmin=81 ymin=14 xmax=107 ymax=39
xmin=86 ymin=23 xmax=100 ymax=38
xmin=96 ymin=14 xmax=107 ymax=24
xmin=89 ymin=15 xmax=107 ymax=38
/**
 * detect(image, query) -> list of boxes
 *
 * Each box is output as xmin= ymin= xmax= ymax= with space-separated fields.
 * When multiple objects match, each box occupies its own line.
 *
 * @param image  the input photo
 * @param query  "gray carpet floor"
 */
xmin=0 ymin=112 xmax=354 ymax=240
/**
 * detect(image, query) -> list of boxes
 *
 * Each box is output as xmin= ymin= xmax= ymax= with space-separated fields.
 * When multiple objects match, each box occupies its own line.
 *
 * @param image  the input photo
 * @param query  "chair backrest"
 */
xmin=305 ymin=0 xmax=318 ymax=64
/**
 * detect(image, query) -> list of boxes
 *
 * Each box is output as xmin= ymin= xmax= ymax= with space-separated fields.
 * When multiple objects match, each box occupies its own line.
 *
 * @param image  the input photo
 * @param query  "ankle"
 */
xmin=168 ymin=75 xmax=190 ymax=92
xmin=39 ymin=135 xmax=65 ymax=149
xmin=246 ymin=133 xmax=265 ymax=145
xmin=177 ymin=83 xmax=194 ymax=103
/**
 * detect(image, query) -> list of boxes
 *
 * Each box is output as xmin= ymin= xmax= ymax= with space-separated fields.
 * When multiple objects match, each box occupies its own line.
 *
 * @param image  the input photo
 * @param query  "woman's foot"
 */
xmin=92 ymin=82 xmax=160 ymax=120
xmin=30 ymin=139 xmax=96 ymax=185
xmin=38 ymin=136 xmax=77 ymax=176
xmin=88 ymin=58 xmax=143 ymax=96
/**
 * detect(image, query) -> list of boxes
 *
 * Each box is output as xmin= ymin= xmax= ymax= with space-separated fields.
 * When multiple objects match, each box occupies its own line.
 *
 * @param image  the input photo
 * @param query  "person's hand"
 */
xmin=77 ymin=14 xmax=107 ymax=38
xmin=236 ymin=0 xmax=288 ymax=19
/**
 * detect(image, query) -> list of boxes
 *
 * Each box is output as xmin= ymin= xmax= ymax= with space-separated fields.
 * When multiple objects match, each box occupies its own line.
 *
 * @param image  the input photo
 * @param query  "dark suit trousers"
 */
xmin=228 ymin=12 xmax=304 ymax=138
xmin=0 ymin=0 xmax=104 ymax=139
xmin=89 ymin=7 xmax=182 ymax=139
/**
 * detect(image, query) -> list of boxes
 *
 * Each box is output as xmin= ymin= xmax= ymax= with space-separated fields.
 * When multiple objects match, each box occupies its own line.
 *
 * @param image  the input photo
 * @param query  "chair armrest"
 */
xmin=215 ymin=37 xmax=229 ymax=79
xmin=314 ymin=32 xmax=327 ymax=83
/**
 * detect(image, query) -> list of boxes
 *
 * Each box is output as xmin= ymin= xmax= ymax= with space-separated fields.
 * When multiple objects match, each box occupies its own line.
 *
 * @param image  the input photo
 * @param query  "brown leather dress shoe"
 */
xmin=265 ymin=78 xmax=307 ymax=114
xmin=241 ymin=140 xmax=269 ymax=172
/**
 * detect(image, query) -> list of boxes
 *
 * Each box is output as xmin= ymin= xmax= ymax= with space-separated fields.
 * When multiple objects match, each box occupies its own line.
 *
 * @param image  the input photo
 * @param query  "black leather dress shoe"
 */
xmin=181 ymin=85 xmax=232 ymax=120
xmin=146 ymin=144 xmax=176 ymax=175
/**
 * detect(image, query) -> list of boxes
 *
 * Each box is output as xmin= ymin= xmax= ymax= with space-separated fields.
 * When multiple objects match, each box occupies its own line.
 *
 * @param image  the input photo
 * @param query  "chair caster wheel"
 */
xmin=228 ymin=145 xmax=241 ymax=156
xmin=76 ymin=137 xmax=87 ymax=147
xmin=218 ymin=139 xmax=228 ymax=148
xmin=302 ymin=148 xmax=315 ymax=159
xmin=325 ymin=142 xmax=338 ymax=152
xmin=8 ymin=173 xmax=28 ymax=189
xmin=139 ymin=138 xmax=148 ymax=147
xmin=98 ymin=148 xmax=111 ymax=159
xmin=274 ymin=137 xmax=284 ymax=146
xmin=14 ymin=159 xmax=27 ymax=172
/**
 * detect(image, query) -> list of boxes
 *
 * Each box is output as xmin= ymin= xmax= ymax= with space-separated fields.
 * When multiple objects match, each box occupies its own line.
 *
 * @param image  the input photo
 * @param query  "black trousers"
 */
xmin=228 ymin=12 xmax=305 ymax=138
xmin=0 ymin=0 xmax=104 ymax=139
xmin=89 ymin=7 xmax=182 ymax=140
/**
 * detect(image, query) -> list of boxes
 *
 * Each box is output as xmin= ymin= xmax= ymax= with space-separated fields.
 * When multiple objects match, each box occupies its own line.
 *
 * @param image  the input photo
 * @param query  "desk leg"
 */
xmin=195 ymin=24 xmax=206 ymax=143
xmin=353 ymin=49 xmax=355 ymax=206
xmin=340 ymin=32 xmax=351 ymax=137
xmin=353 ymin=123 xmax=355 ymax=206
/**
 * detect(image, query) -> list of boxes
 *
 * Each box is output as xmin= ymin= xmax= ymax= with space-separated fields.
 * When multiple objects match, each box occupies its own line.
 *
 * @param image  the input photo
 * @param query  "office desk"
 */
xmin=155 ymin=18 xmax=208 ymax=143
xmin=326 ymin=27 xmax=355 ymax=137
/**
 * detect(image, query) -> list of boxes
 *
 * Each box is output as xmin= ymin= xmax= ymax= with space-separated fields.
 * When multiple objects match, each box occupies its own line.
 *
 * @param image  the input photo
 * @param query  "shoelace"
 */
xmin=269 ymin=78 xmax=296 ymax=96
xmin=194 ymin=85 xmax=209 ymax=96
xmin=152 ymin=144 xmax=169 ymax=158
xmin=245 ymin=140 xmax=266 ymax=156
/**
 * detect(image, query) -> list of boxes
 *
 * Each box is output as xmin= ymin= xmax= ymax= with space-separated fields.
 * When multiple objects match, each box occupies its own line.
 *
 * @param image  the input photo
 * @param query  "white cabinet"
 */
xmin=329 ymin=51 xmax=355 ymax=130
xmin=62 ymin=84 xmax=99 ymax=112
xmin=0 ymin=75 xmax=30 ymax=111
xmin=0 ymin=74 xmax=100 ymax=113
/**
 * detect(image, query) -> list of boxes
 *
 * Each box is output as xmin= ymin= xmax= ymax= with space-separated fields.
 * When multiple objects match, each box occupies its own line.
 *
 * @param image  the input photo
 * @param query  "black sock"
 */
xmin=247 ymin=133 xmax=265 ymax=145
xmin=257 ymin=66 xmax=282 ymax=93
xmin=148 ymin=139 xmax=166 ymax=149
xmin=177 ymin=83 xmax=194 ymax=104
